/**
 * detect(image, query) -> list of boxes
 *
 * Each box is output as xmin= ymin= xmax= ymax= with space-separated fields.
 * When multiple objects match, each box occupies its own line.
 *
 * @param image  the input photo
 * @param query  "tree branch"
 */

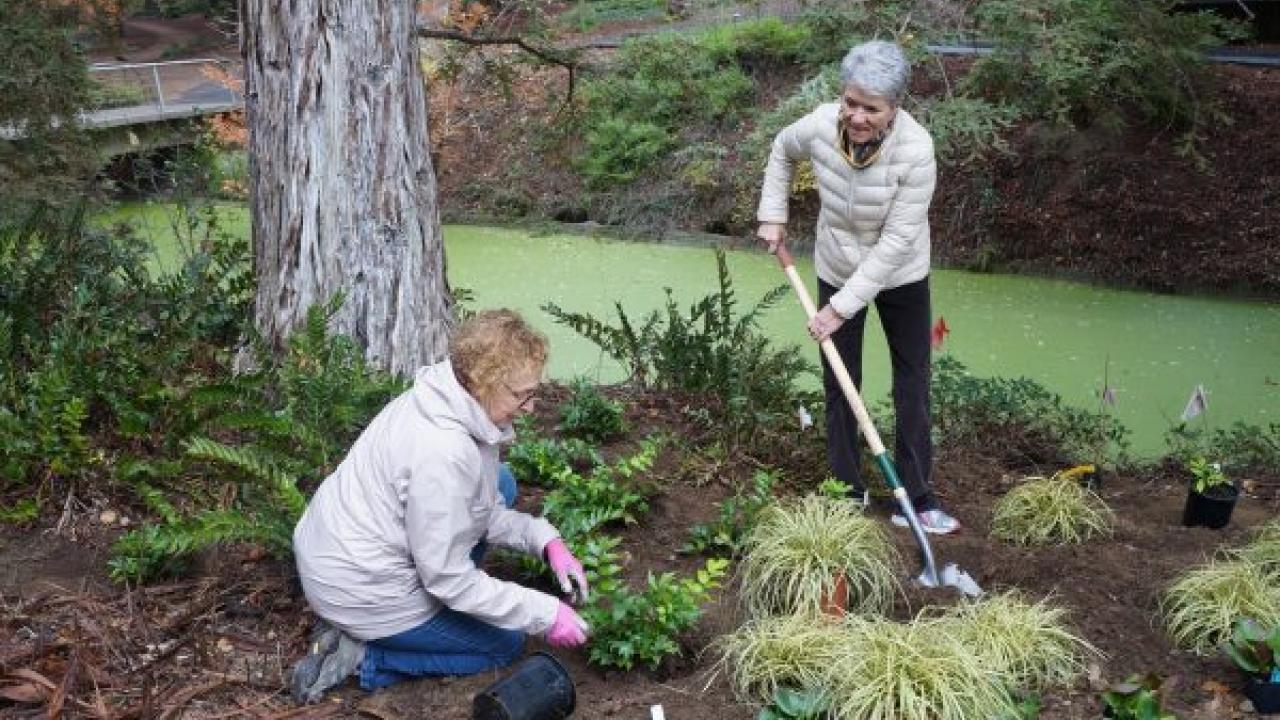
xmin=415 ymin=27 xmax=581 ymax=102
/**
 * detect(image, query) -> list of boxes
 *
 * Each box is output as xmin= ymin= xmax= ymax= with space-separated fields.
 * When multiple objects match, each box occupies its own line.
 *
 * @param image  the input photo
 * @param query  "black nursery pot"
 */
xmin=1246 ymin=675 xmax=1280 ymax=714
xmin=1181 ymin=484 xmax=1239 ymax=529
xmin=473 ymin=652 xmax=576 ymax=720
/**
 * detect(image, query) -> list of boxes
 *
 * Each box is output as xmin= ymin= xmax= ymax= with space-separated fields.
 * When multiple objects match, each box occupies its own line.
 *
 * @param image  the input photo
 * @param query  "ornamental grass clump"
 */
xmin=739 ymin=495 xmax=900 ymax=618
xmin=990 ymin=475 xmax=1114 ymax=546
xmin=937 ymin=591 xmax=1100 ymax=691
xmin=822 ymin=615 xmax=1015 ymax=720
xmin=1233 ymin=519 xmax=1280 ymax=576
xmin=1162 ymin=558 xmax=1280 ymax=653
xmin=715 ymin=613 xmax=853 ymax=702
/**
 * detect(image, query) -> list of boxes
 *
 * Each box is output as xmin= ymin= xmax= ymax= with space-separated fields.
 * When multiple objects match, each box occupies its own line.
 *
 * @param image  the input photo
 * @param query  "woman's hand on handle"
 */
xmin=758 ymin=222 xmax=786 ymax=254
xmin=808 ymin=305 xmax=846 ymax=342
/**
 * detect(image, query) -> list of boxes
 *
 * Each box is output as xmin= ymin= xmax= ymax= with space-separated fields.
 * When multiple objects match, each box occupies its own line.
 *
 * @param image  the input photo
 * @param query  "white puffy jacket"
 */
xmin=293 ymin=360 xmax=561 ymax=641
xmin=757 ymin=103 xmax=936 ymax=318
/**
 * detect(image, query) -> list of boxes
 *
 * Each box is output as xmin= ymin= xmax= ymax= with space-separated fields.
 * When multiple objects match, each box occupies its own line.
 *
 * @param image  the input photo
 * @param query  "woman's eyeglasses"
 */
xmin=502 ymin=380 xmax=540 ymax=409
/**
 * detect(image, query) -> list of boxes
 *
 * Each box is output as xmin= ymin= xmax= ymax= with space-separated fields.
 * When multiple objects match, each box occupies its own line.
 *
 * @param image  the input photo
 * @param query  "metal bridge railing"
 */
xmin=86 ymin=58 xmax=243 ymax=128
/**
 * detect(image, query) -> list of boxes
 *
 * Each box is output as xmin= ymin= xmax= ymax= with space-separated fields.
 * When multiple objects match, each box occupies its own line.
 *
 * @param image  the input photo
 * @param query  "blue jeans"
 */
xmin=361 ymin=464 xmax=525 ymax=689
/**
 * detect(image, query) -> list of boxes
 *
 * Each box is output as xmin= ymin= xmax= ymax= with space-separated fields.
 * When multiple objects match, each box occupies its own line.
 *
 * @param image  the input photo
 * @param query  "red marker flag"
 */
xmin=931 ymin=316 xmax=950 ymax=350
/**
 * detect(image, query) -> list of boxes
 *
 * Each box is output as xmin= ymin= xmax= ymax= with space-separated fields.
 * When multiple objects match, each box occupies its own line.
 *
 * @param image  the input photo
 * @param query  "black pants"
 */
xmin=818 ymin=276 xmax=936 ymax=510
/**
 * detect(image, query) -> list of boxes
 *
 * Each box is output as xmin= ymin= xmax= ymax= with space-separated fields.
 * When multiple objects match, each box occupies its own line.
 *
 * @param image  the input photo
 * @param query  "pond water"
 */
xmin=112 ymin=204 xmax=1280 ymax=458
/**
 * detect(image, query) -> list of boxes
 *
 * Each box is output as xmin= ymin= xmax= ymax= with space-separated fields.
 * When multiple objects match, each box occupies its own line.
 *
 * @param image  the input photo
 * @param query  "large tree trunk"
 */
xmin=243 ymin=0 xmax=453 ymax=377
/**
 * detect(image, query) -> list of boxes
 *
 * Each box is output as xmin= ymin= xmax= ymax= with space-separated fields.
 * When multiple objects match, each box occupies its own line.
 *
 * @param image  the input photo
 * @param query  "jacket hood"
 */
xmin=411 ymin=360 xmax=511 ymax=446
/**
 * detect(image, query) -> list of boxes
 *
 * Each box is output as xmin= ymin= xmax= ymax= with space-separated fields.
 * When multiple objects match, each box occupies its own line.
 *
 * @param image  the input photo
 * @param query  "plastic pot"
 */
xmin=1245 ymin=675 xmax=1280 ymax=714
xmin=1181 ymin=484 xmax=1239 ymax=529
xmin=818 ymin=572 xmax=848 ymax=617
xmin=473 ymin=652 xmax=576 ymax=720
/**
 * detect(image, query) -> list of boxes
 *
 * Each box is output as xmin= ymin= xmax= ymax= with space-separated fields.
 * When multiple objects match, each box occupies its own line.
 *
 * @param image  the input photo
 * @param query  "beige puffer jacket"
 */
xmin=757 ymin=103 xmax=936 ymax=318
xmin=293 ymin=360 xmax=561 ymax=641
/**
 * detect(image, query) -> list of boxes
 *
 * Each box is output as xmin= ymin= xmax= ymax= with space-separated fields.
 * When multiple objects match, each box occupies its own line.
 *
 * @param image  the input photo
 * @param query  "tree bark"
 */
xmin=243 ymin=0 xmax=453 ymax=377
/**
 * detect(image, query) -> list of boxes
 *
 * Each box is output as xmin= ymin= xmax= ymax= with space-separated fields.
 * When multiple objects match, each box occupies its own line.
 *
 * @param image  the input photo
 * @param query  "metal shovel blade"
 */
xmin=915 ymin=563 xmax=983 ymax=597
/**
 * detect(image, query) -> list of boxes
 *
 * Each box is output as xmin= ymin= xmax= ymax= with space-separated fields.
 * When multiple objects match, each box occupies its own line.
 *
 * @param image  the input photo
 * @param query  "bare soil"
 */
xmin=2 ymin=385 xmax=1278 ymax=719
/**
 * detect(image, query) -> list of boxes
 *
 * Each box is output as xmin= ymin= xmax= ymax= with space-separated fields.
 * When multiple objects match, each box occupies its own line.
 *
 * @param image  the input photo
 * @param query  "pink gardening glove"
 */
xmin=545 ymin=601 xmax=590 ymax=648
xmin=544 ymin=538 xmax=590 ymax=603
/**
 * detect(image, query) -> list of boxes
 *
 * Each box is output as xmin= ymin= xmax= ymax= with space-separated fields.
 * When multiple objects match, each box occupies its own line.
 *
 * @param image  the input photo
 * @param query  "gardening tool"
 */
xmin=772 ymin=244 xmax=982 ymax=597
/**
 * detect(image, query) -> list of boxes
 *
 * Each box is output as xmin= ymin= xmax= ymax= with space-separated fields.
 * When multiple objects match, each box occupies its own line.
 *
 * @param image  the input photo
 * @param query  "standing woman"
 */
xmin=757 ymin=40 xmax=958 ymax=534
xmin=289 ymin=309 xmax=591 ymax=702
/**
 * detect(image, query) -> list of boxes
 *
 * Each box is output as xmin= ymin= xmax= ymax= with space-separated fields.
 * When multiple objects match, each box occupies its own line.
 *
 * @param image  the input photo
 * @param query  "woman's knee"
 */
xmin=492 ymin=628 xmax=526 ymax=666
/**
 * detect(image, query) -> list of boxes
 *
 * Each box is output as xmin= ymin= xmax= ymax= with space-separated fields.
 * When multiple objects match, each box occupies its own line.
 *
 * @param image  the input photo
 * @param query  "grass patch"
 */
xmin=990 ymin=475 xmax=1114 ymax=546
xmin=739 ymin=495 xmax=900 ymax=619
xmin=1162 ymin=558 xmax=1280 ymax=653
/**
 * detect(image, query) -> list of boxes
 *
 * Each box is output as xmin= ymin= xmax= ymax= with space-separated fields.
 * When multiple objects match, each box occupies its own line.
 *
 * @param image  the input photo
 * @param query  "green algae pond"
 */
xmin=110 ymin=204 xmax=1280 ymax=457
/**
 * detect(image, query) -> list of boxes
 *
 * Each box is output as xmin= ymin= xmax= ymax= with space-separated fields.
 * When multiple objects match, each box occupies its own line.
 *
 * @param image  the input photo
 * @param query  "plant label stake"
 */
xmin=772 ymin=245 xmax=982 ymax=597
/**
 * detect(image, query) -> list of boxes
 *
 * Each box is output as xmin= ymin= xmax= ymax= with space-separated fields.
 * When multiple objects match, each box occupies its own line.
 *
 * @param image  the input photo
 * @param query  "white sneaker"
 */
xmin=891 ymin=509 xmax=961 ymax=535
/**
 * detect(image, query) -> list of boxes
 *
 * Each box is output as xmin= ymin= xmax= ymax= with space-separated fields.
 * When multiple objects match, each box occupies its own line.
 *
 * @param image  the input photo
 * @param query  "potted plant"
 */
xmin=738 ymin=495 xmax=900 ymax=619
xmin=1219 ymin=617 xmax=1280 ymax=713
xmin=1181 ymin=456 xmax=1238 ymax=529
xmin=1100 ymin=673 xmax=1177 ymax=719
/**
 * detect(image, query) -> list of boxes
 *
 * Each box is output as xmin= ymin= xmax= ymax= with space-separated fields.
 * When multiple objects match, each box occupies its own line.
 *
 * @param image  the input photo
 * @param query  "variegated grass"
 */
xmin=1231 ymin=518 xmax=1280 ymax=575
xmin=936 ymin=591 xmax=1101 ymax=690
xmin=738 ymin=495 xmax=901 ymax=619
xmin=990 ymin=476 xmax=1114 ymax=546
xmin=1161 ymin=557 xmax=1280 ymax=653
xmin=821 ymin=614 xmax=1016 ymax=720
xmin=714 ymin=613 xmax=854 ymax=703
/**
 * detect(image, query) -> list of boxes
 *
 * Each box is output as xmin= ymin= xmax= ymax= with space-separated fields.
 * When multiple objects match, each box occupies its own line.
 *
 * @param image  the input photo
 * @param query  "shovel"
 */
xmin=772 ymin=244 xmax=982 ymax=597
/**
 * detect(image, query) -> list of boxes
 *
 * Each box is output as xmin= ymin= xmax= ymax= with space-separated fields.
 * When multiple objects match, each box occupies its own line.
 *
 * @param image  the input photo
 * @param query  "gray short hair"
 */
xmin=839 ymin=40 xmax=911 ymax=105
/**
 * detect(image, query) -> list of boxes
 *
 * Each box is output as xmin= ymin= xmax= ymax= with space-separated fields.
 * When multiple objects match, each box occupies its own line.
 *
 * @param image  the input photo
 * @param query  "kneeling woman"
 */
xmin=290 ymin=310 xmax=590 ymax=702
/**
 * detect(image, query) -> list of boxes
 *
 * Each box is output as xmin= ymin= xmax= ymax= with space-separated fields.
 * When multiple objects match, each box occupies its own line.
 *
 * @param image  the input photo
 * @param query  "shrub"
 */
xmin=581 ymin=556 xmax=728 ymax=670
xmin=107 ymin=299 xmax=405 ymax=583
xmin=558 ymin=377 xmax=627 ymax=443
xmin=990 ymin=476 xmax=1114 ymax=546
xmin=578 ymin=118 xmax=675 ymax=188
xmin=1165 ymin=421 xmax=1280 ymax=482
xmin=544 ymin=248 xmax=816 ymax=448
xmin=540 ymin=438 xmax=660 ymax=541
xmin=682 ymin=469 xmax=778 ymax=556
xmin=930 ymin=354 xmax=1130 ymax=467
xmin=913 ymin=96 xmax=1021 ymax=166
xmin=1 ymin=204 xmax=252 ymax=488
xmin=505 ymin=434 xmax=603 ymax=487
xmin=964 ymin=0 xmax=1247 ymax=154
xmin=739 ymin=495 xmax=900 ymax=619
xmin=1162 ymin=558 xmax=1280 ymax=653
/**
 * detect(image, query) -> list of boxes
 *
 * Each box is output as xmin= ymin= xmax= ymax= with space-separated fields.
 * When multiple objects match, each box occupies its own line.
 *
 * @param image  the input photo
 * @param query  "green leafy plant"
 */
xmin=581 ymin=556 xmax=728 ymax=670
xmin=990 ymin=476 xmax=1114 ymax=546
xmin=1219 ymin=617 xmax=1280 ymax=678
xmin=1165 ymin=421 xmax=1280 ymax=482
xmin=506 ymin=433 xmax=603 ymax=488
xmin=558 ymin=377 xmax=627 ymax=443
xmin=544 ymin=248 xmax=815 ymax=448
xmin=1100 ymin=673 xmax=1177 ymax=720
xmin=739 ymin=495 xmax=900 ymax=619
xmin=931 ymin=355 xmax=1130 ymax=467
xmin=759 ymin=686 xmax=831 ymax=720
xmin=1186 ymin=456 xmax=1232 ymax=496
xmin=937 ymin=592 xmax=1099 ymax=691
xmin=965 ymin=0 xmax=1247 ymax=157
xmin=682 ymin=470 xmax=778 ymax=556
xmin=107 ymin=299 xmax=403 ymax=583
xmin=540 ymin=438 xmax=660 ymax=541
xmin=1161 ymin=558 xmax=1280 ymax=653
